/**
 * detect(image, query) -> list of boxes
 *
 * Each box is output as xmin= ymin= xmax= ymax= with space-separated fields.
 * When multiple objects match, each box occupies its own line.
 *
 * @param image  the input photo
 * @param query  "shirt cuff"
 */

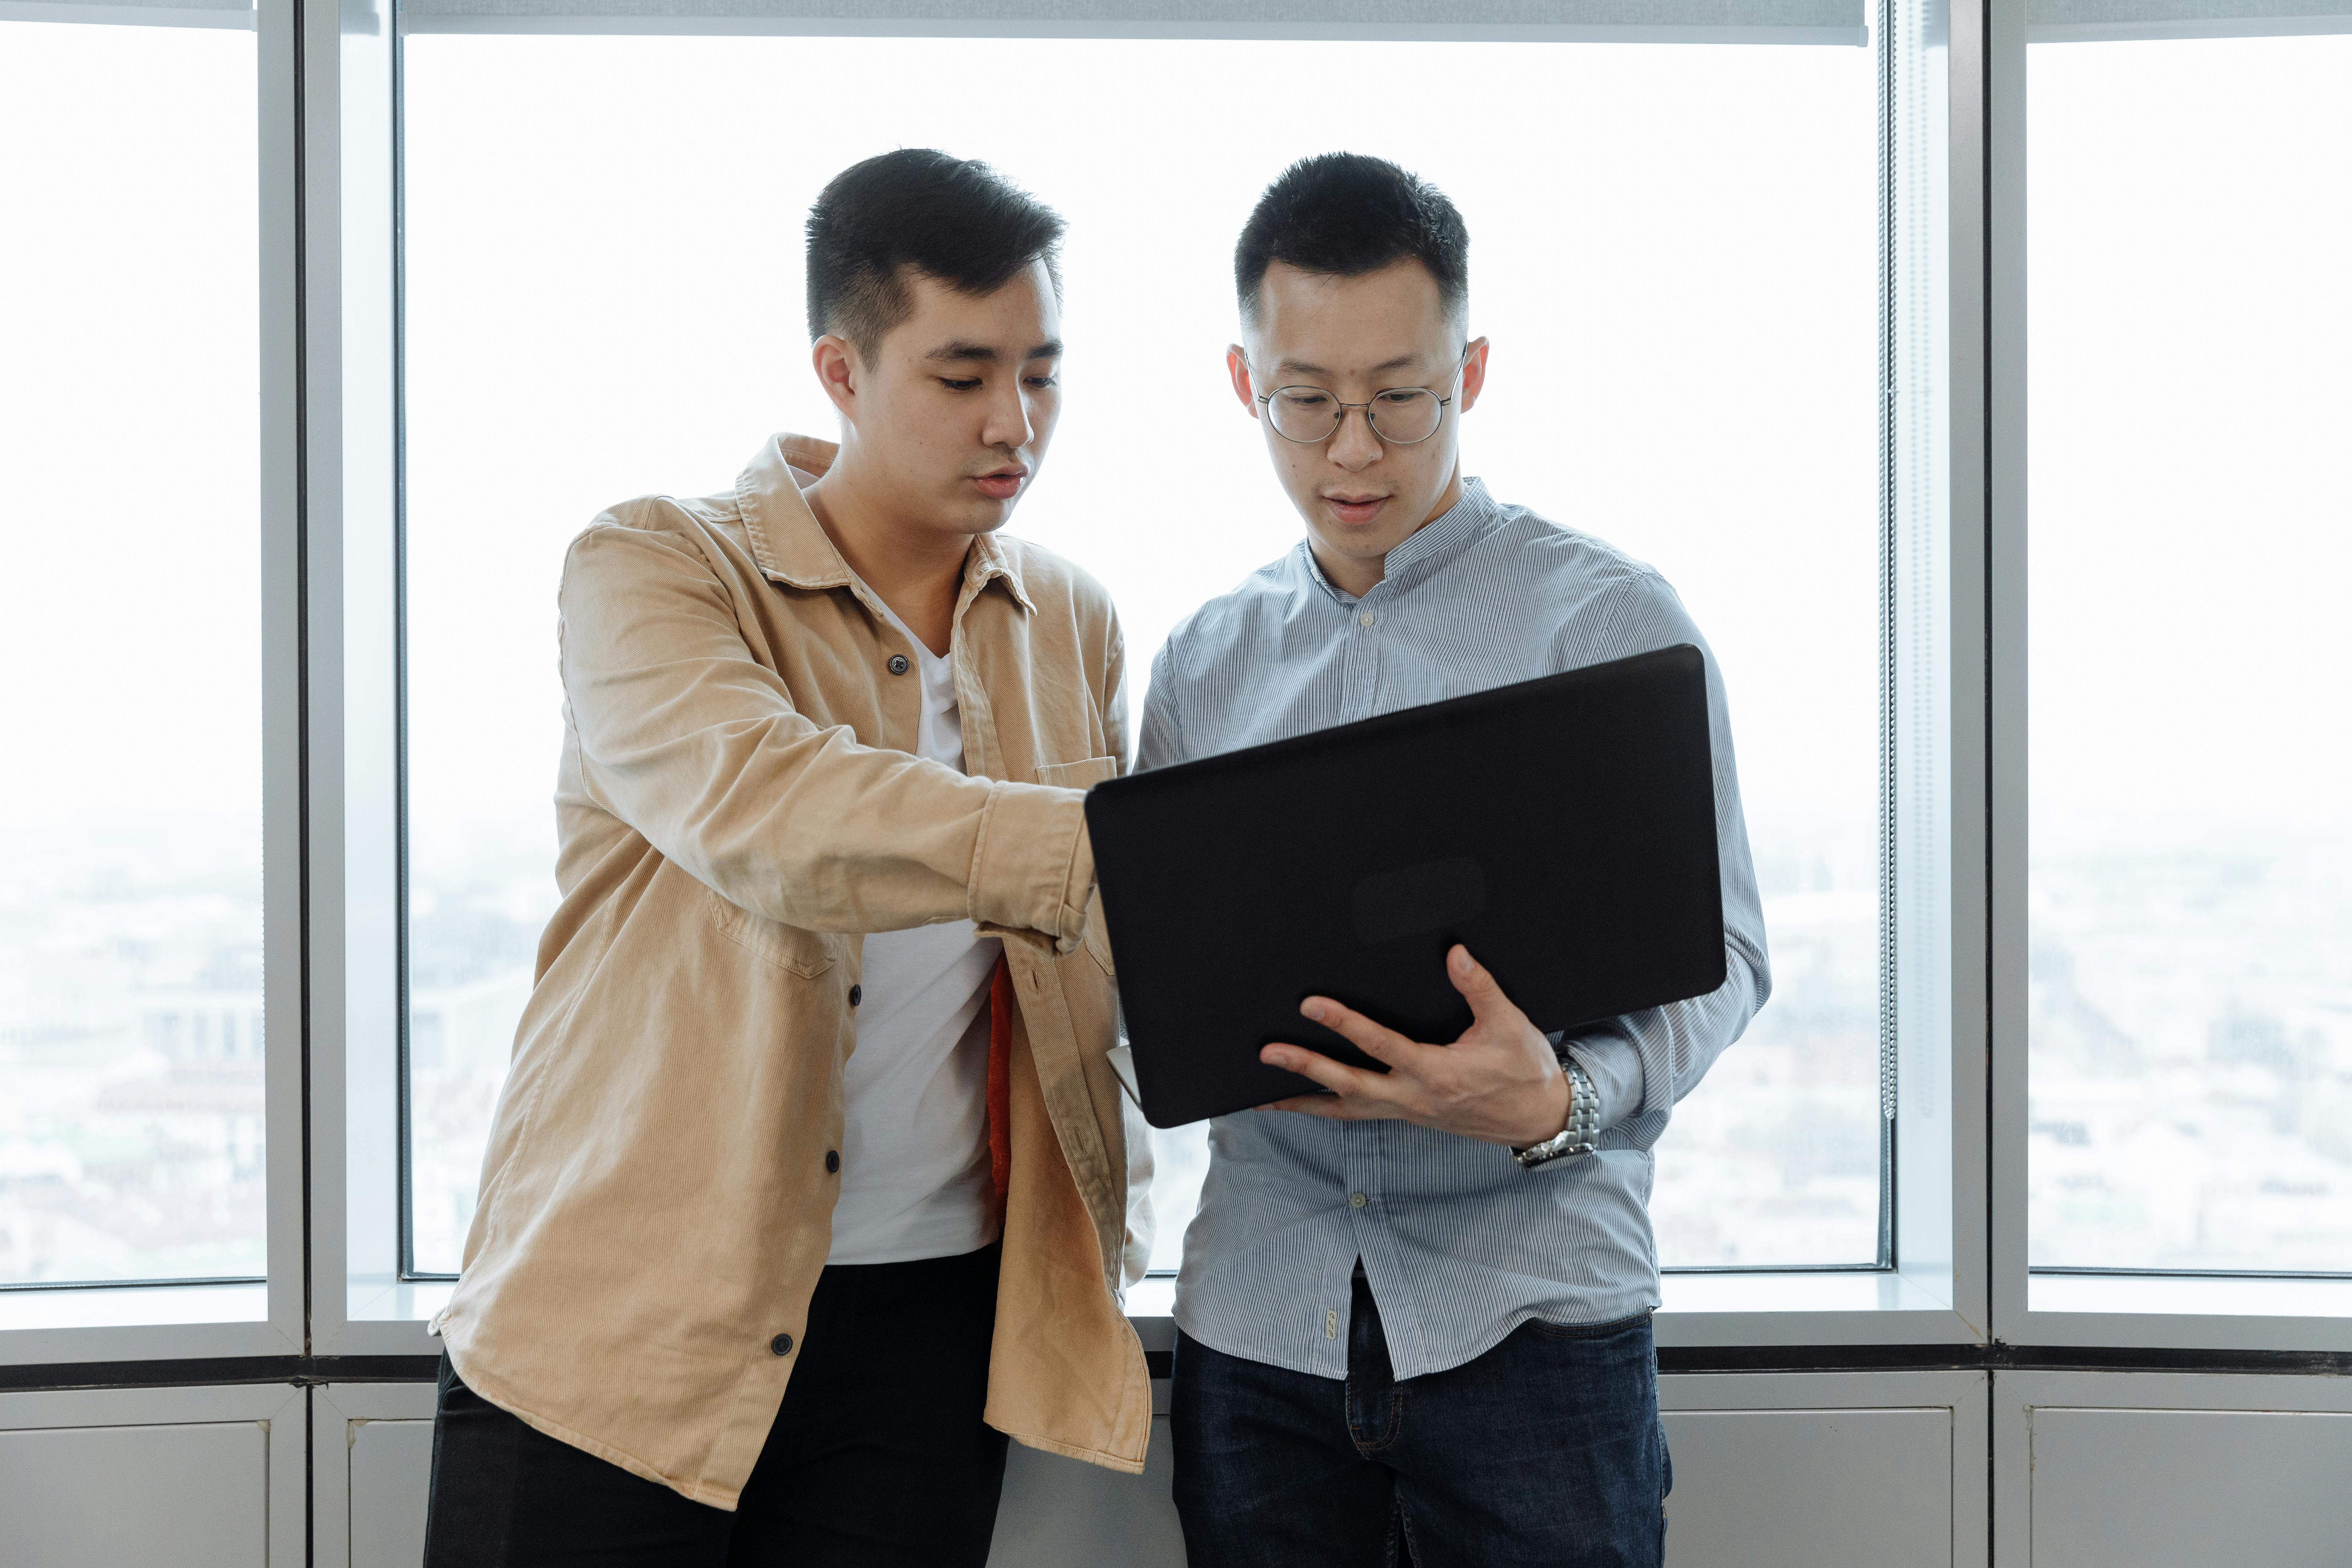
xmin=1561 ymin=1033 xmax=1643 ymax=1132
xmin=966 ymin=780 xmax=1094 ymax=952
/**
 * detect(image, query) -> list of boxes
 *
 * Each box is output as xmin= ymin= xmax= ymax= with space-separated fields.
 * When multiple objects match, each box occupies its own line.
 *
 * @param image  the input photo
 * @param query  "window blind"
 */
xmin=2030 ymin=0 xmax=2352 ymax=38
xmin=396 ymin=0 xmax=1867 ymax=43
xmin=0 ymin=0 xmax=252 ymax=26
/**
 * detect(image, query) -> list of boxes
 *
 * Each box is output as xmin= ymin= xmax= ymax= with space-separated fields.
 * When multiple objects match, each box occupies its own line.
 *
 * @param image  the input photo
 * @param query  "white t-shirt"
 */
xmin=825 ymin=597 xmax=1003 ymax=1265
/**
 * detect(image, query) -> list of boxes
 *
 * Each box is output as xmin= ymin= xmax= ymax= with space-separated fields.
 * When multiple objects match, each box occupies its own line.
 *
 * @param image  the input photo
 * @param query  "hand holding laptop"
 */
xmin=1087 ymin=646 xmax=1724 ymax=1129
xmin=1257 ymin=943 xmax=1573 ymax=1148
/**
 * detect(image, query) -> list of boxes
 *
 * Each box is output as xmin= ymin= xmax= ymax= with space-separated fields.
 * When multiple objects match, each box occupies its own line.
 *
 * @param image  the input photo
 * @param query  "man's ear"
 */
xmin=812 ymin=333 xmax=860 ymax=419
xmin=1457 ymin=336 xmax=1492 ymax=415
xmin=1225 ymin=344 xmax=1259 ymax=418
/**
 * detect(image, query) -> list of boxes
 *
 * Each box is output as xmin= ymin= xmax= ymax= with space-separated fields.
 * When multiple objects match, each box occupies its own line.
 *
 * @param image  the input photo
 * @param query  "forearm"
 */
xmin=585 ymin=719 xmax=1091 ymax=939
xmin=562 ymin=523 xmax=1095 ymax=946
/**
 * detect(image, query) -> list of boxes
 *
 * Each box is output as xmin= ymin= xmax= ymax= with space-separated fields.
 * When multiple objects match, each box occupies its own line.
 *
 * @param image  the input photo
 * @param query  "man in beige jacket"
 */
xmin=422 ymin=149 xmax=1152 ymax=1568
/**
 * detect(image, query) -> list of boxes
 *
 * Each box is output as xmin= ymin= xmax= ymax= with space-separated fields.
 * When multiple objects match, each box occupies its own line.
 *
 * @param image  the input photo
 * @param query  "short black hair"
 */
xmin=1234 ymin=153 xmax=1469 ymax=330
xmin=805 ymin=149 xmax=1065 ymax=360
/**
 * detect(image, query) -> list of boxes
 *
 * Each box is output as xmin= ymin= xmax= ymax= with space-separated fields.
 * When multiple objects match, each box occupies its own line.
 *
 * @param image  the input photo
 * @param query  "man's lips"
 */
xmin=973 ymin=468 xmax=1027 ymax=501
xmin=1324 ymin=494 xmax=1389 ymax=526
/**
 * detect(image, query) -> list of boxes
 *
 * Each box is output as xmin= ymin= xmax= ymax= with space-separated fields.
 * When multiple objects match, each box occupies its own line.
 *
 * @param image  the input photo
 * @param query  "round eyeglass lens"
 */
xmin=1367 ymin=387 xmax=1443 ymax=443
xmin=1266 ymin=387 xmax=1341 ymax=442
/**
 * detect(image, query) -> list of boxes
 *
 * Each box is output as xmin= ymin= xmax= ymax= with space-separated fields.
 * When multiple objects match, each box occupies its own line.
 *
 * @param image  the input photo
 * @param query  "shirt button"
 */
xmin=825 ymin=1150 xmax=840 ymax=1174
xmin=887 ymin=654 xmax=910 ymax=675
xmin=1357 ymin=611 xmax=1376 ymax=627
xmin=769 ymin=1333 xmax=794 ymax=1357
xmin=848 ymin=984 xmax=862 ymax=1007
xmin=1349 ymin=1192 xmax=1368 ymax=1209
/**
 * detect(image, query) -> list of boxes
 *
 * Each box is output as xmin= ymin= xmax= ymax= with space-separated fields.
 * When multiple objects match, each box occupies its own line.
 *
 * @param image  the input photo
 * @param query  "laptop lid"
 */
xmin=1086 ymin=643 xmax=1727 ymax=1128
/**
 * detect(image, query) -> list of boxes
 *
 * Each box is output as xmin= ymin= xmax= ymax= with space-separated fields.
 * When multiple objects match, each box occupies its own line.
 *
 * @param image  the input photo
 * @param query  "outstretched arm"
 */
xmin=560 ymin=519 xmax=1094 ymax=947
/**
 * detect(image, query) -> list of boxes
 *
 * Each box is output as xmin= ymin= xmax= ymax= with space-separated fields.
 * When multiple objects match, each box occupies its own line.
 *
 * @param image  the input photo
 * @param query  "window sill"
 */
xmin=350 ymin=1276 xmax=456 ymax=1325
xmin=2017 ymin=1271 xmax=2352 ymax=1353
xmin=0 ymin=1281 xmax=291 ymax=1366
xmin=313 ymin=1276 xmax=457 ymax=1357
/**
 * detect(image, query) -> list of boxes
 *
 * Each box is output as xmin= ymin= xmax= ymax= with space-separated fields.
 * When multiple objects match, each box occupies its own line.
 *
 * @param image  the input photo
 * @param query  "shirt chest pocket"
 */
xmin=706 ymin=890 xmax=837 ymax=979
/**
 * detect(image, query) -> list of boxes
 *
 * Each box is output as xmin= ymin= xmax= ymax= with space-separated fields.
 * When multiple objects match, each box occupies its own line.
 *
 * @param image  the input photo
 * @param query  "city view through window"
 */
xmin=400 ymin=34 xmax=1884 ymax=1277
xmin=0 ymin=22 xmax=265 ymax=1285
xmin=4 ymin=25 xmax=2342 ymax=1305
xmin=2026 ymin=36 xmax=2352 ymax=1272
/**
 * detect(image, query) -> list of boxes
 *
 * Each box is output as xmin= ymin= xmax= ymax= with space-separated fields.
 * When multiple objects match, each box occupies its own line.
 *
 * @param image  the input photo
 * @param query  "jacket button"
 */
xmin=848 ymin=984 xmax=863 ymax=1007
xmin=887 ymin=654 xmax=910 ymax=675
xmin=825 ymin=1150 xmax=840 ymax=1174
xmin=770 ymin=1333 xmax=794 ymax=1357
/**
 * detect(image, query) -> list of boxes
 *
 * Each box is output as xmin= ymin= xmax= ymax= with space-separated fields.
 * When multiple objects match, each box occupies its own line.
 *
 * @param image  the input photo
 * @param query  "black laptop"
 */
xmin=1085 ymin=643 xmax=1727 ymax=1129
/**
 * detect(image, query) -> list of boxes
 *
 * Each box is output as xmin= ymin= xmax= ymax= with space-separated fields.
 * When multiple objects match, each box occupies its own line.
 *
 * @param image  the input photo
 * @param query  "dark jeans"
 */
xmin=1171 ymin=1271 xmax=1670 ymax=1568
xmin=422 ymin=1243 xmax=1008 ymax=1568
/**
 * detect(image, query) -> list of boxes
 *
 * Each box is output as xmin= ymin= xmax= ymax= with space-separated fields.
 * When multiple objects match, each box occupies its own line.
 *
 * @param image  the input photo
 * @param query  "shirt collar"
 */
xmin=735 ymin=432 xmax=1034 ymax=614
xmin=1294 ymin=476 xmax=1504 ymax=605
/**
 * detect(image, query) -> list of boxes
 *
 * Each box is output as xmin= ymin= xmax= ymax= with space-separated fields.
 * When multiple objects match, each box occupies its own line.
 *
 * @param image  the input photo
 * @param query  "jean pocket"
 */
xmin=1524 ymin=1309 xmax=1654 ymax=1342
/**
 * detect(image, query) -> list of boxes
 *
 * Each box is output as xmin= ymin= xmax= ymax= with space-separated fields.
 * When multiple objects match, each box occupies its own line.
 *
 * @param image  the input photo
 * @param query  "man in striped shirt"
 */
xmin=1148 ymin=154 xmax=1771 ymax=1567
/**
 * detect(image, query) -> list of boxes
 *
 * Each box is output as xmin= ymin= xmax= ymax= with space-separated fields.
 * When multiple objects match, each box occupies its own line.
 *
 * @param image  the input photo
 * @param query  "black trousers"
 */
xmin=422 ymin=1243 xmax=1009 ymax=1568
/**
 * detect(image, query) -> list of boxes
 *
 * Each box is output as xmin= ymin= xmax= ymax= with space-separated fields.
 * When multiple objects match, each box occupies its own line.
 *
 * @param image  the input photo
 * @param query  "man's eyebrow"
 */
xmin=1273 ymin=353 xmax=1423 ymax=378
xmin=922 ymin=339 xmax=1063 ymax=364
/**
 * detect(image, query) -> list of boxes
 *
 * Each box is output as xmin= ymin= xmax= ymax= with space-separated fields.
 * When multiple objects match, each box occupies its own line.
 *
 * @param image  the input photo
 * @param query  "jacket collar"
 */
xmin=736 ymin=432 xmax=1035 ymax=614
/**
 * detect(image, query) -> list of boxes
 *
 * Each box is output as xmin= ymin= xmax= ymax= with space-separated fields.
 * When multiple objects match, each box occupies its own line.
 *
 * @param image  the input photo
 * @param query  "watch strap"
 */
xmin=1514 ymin=1058 xmax=1600 ymax=1170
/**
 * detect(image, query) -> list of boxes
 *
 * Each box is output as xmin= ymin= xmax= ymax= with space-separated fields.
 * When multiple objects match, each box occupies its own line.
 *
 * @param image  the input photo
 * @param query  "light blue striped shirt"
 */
xmin=1139 ymin=477 xmax=1770 ymax=1380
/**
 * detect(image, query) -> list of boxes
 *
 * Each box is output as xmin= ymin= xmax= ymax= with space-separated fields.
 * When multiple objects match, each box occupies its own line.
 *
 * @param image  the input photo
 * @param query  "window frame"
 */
xmin=0 ymin=0 xmax=304 ymax=1365
xmin=1986 ymin=0 xmax=2352 ymax=1354
xmin=350 ymin=0 xmax=1985 ymax=1356
xmin=33 ymin=0 xmax=2345 ymax=1378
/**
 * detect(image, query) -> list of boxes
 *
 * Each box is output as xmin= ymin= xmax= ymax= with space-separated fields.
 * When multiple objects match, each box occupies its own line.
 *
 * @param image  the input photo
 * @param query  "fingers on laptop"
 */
xmin=1258 ymin=1042 xmax=1400 ymax=1110
xmin=1447 ymin=946 xmax=1527 ymax=1029
xmin=1299 ymin=997 xmax=1431 ymax=1069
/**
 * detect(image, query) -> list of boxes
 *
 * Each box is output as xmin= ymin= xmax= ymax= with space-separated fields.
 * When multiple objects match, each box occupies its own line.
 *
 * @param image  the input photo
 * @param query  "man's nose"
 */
xmin=1327 ymin=406 xmax=1384 ymax=470
xmin=982 ymin=381 xmax=1037 ymax=450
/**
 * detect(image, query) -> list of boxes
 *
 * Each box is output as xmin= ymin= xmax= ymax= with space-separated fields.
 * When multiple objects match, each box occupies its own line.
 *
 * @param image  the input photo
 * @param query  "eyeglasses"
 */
xmin=1251 ymin=354 xmax=1465 ymax=445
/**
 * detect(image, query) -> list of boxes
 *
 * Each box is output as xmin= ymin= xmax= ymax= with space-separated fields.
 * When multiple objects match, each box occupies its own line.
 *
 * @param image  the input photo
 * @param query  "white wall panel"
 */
xmin=1996 ymin=1371 xmax=2352 ymax=1568
xmin=0 ymin=1384 xmax=305 ymax=1567
xmin=1662 ymin=1407 xmax=1953 ymax=1567
xmin=302 ymin=1372 xmax=1998 ymax=1565
xmin=0 ymin=1423 xmax=267 ymax=1568
xmin=1001 ymin=1382 xmax=1977 ymax=1565
xmin=305 ymin=1379 xmax=1188 ymax=1568
xmin=2031 ymin=1408 xmax=2352 ymax=1567
xmin=317 ymin=1383 xmax=440 ymax=1568
xmin=1662 ymin=1372 xmax=1985 ymax=1567
xmin=350 ymin=1419 xmax=436 ymax=1568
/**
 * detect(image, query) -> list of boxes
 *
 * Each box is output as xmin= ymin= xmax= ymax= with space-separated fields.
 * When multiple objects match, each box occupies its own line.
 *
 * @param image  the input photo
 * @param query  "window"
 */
xmin=0 ymin=17 xmax=264 ymax=1287
xmin=398 ymin=29 xmax=1890 ymax=1278
xmin=2025 ymin=32 xmax=2352 ymax=1275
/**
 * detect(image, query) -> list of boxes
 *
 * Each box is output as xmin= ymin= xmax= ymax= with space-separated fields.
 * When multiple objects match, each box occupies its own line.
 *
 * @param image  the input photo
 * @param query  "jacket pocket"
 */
xmin=1081 ymin=886 xmax=1117 ymax=979
xmin=706 ymin=889 xmax=836 ymax=979
xmin=1035 ymin=754 xmax=1120 ymax=790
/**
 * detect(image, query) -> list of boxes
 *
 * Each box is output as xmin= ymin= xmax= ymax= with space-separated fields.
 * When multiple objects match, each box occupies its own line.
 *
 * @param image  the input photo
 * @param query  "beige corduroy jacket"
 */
xmin=431 ymin=433 xmax=1155 ymax=1507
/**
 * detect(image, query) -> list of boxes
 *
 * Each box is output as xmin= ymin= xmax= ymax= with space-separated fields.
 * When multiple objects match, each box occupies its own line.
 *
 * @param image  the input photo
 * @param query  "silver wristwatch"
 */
xmin=1513 ymin=1058 xmax=1599 ymax=1170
